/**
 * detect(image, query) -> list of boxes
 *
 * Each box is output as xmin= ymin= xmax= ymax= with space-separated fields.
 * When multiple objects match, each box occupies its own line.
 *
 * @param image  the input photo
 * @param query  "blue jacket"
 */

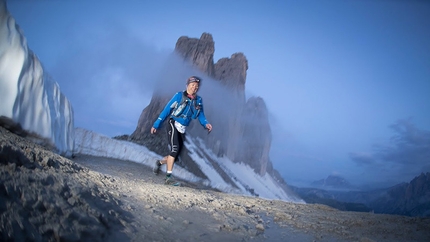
xmin=153 ymin=91 xmax=209 ymax=129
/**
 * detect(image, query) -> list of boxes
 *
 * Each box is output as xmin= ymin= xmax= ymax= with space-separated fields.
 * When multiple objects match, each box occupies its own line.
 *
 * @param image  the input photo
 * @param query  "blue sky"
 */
xmin=7 ymin=0 xmax=430 ymax=188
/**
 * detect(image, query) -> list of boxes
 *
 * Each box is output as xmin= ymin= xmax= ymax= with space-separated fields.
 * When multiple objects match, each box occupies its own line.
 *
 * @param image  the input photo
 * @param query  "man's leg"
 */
xmin=165 ymin=154 xmax=180 ymax=185
xmin=166 ymin=155 xmax=175 ymax=173
xmin=166 ymin=119 xmax=180 ymax=173
xmin=163 ymin=119 xmax=181 ymax=185
xmin=153 ymin=156 xmax=167 ymax=174
xmin=159 ymin=156 xmax=168 ymax=164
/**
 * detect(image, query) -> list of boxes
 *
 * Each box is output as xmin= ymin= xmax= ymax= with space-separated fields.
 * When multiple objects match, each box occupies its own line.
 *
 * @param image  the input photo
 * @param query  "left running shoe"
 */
xmin=153 ymin=160 xmax=162 ymax=175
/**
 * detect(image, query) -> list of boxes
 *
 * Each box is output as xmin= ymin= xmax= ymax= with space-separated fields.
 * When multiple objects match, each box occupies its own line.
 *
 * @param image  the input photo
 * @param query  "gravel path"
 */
xmin=72 ymin=155 xmax=430 ymax=242
xmin=1 ymin=126 xmax=429 ymax=241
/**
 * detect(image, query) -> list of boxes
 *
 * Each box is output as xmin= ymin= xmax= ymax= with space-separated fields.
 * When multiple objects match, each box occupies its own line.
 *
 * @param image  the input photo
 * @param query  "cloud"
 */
xmin=349 ymin=152 xmax=376 ymax=166
xmin=376 ymin=118 xmax=430 ymax=167
xmin=350 ymin=118 xmax=430 ymax=183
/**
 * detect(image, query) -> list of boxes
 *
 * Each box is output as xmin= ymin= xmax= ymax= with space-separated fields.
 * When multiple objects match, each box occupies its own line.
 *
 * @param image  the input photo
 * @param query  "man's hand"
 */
xmin=151 ymin=127 xmax=157 ymax=134
xmin=205 ymin=124 xmax=212 ymax=133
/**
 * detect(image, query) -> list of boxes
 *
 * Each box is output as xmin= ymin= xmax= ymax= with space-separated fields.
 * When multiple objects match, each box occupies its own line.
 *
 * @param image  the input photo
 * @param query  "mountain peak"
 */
xmin=311 ymin=175 xmax=354 ymax=190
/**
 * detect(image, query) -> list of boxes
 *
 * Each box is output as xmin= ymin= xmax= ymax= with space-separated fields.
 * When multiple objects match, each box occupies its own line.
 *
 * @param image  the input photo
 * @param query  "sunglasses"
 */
xmin=188 ymin=77 xmax=200 ymax=83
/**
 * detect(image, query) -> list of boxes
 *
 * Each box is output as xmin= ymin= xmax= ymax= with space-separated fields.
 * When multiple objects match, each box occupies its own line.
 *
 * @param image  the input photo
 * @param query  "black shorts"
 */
xmin=167 ymin=118 xmax=184 ymax=159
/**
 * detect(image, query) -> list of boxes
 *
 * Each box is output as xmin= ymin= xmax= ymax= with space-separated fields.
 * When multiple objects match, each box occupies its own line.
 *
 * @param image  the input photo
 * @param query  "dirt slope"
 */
xmin=1 ymin=126 xmax=429 ymax=241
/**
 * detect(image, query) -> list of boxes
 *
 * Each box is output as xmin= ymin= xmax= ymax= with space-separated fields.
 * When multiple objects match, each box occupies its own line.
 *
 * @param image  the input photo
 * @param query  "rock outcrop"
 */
xmin=130 ymin=95 xmax=171 ymax=156
xmin=370 ymin=172 xmax=430 ymax=217
xmin=130 ymin=33 xmax=273 ymax=178
xmin=214 ymin=53 xmax=248 ymax=95
xmin=175 ymin=33 xmax=215 ymax=76
xmin=238 ymin=97 xmax=271 ymax=176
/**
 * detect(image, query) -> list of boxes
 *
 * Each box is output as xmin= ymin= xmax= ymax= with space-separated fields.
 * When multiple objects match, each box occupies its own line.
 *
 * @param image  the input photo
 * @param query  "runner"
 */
xmin=150 ymin=76 xmax=213 ymax=186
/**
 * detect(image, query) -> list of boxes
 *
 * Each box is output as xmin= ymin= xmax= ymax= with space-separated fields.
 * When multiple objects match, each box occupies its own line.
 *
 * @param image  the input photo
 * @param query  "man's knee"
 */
xmin=169 ymin=150 xmax=179 ymax=159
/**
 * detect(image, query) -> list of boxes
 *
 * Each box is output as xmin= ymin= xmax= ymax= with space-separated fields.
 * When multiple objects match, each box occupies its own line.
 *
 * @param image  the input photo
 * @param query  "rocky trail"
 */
xmin=1 ymin=127 xmax=429 ymax=241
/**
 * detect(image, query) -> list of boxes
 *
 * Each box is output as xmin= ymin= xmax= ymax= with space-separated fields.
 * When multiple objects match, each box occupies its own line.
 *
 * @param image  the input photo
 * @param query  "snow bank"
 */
xmin=0 ymin=2 xmax=74 ymax=156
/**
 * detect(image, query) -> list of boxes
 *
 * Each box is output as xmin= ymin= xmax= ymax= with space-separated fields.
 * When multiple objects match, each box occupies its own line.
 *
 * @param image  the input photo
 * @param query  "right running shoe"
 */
xmin=165 ymin=176 xmax=181 ymax=186
xmin=153 ymin=160 xmax=162 ymax=175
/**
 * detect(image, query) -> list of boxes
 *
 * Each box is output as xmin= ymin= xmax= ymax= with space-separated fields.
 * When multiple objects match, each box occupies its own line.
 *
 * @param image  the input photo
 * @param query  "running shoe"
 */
xmin=165 ymin=176 xmax=180 ymax=186
xmin=153 ymin=160 xmax=162 ymax=175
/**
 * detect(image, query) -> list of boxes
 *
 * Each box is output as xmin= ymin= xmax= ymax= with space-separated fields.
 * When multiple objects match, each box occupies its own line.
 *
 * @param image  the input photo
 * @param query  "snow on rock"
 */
xmin=73 ymin=128 xmax=203 ymax=183
xmin=0 ymin=1 xmax=74 ymax=156
xmin=186 ymin=137 xmax=305 ymax=202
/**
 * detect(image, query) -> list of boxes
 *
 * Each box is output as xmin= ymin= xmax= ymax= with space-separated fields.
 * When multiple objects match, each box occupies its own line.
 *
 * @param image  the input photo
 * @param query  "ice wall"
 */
xmin=0 ymin=1 xmax=74 ymax=156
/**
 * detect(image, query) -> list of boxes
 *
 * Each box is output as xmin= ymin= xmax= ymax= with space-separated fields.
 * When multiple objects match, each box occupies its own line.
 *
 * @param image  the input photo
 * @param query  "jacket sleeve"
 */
xmin=197 ymin=97 xmax=209 ymax=127
xmin=153 ymin=92 xmax=181 ymax=129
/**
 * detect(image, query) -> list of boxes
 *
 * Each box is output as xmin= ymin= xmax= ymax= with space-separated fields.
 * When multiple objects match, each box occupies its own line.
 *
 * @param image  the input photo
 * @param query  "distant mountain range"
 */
xmin=292 ymin=172 xmax=430 ymax=217
xmin=310 ymin=174 xmax=356 ymax=191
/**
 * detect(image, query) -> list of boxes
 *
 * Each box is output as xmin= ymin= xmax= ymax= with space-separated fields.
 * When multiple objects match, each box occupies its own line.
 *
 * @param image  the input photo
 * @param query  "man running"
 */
xmin=150 ymin=76 xmax=213 ymax=185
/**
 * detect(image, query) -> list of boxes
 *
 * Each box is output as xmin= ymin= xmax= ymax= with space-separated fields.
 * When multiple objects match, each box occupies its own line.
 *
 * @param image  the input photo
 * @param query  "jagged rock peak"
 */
xmin=214 ymin=52 xmax=248 ymax=90
xmin=174 ymin=33 xmax=248 ymax=94
xmin=405 ymin=172 xmax=430 ymax=199
xmin=199 ymin=32 xmax=214 ymax=42
xmin=175 ymin=32 xmax=215 ymax=75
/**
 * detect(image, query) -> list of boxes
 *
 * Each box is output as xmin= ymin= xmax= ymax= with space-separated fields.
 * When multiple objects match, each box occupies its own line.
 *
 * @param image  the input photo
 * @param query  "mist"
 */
xmin=48 ymin=22 xmax=173 ymax=137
